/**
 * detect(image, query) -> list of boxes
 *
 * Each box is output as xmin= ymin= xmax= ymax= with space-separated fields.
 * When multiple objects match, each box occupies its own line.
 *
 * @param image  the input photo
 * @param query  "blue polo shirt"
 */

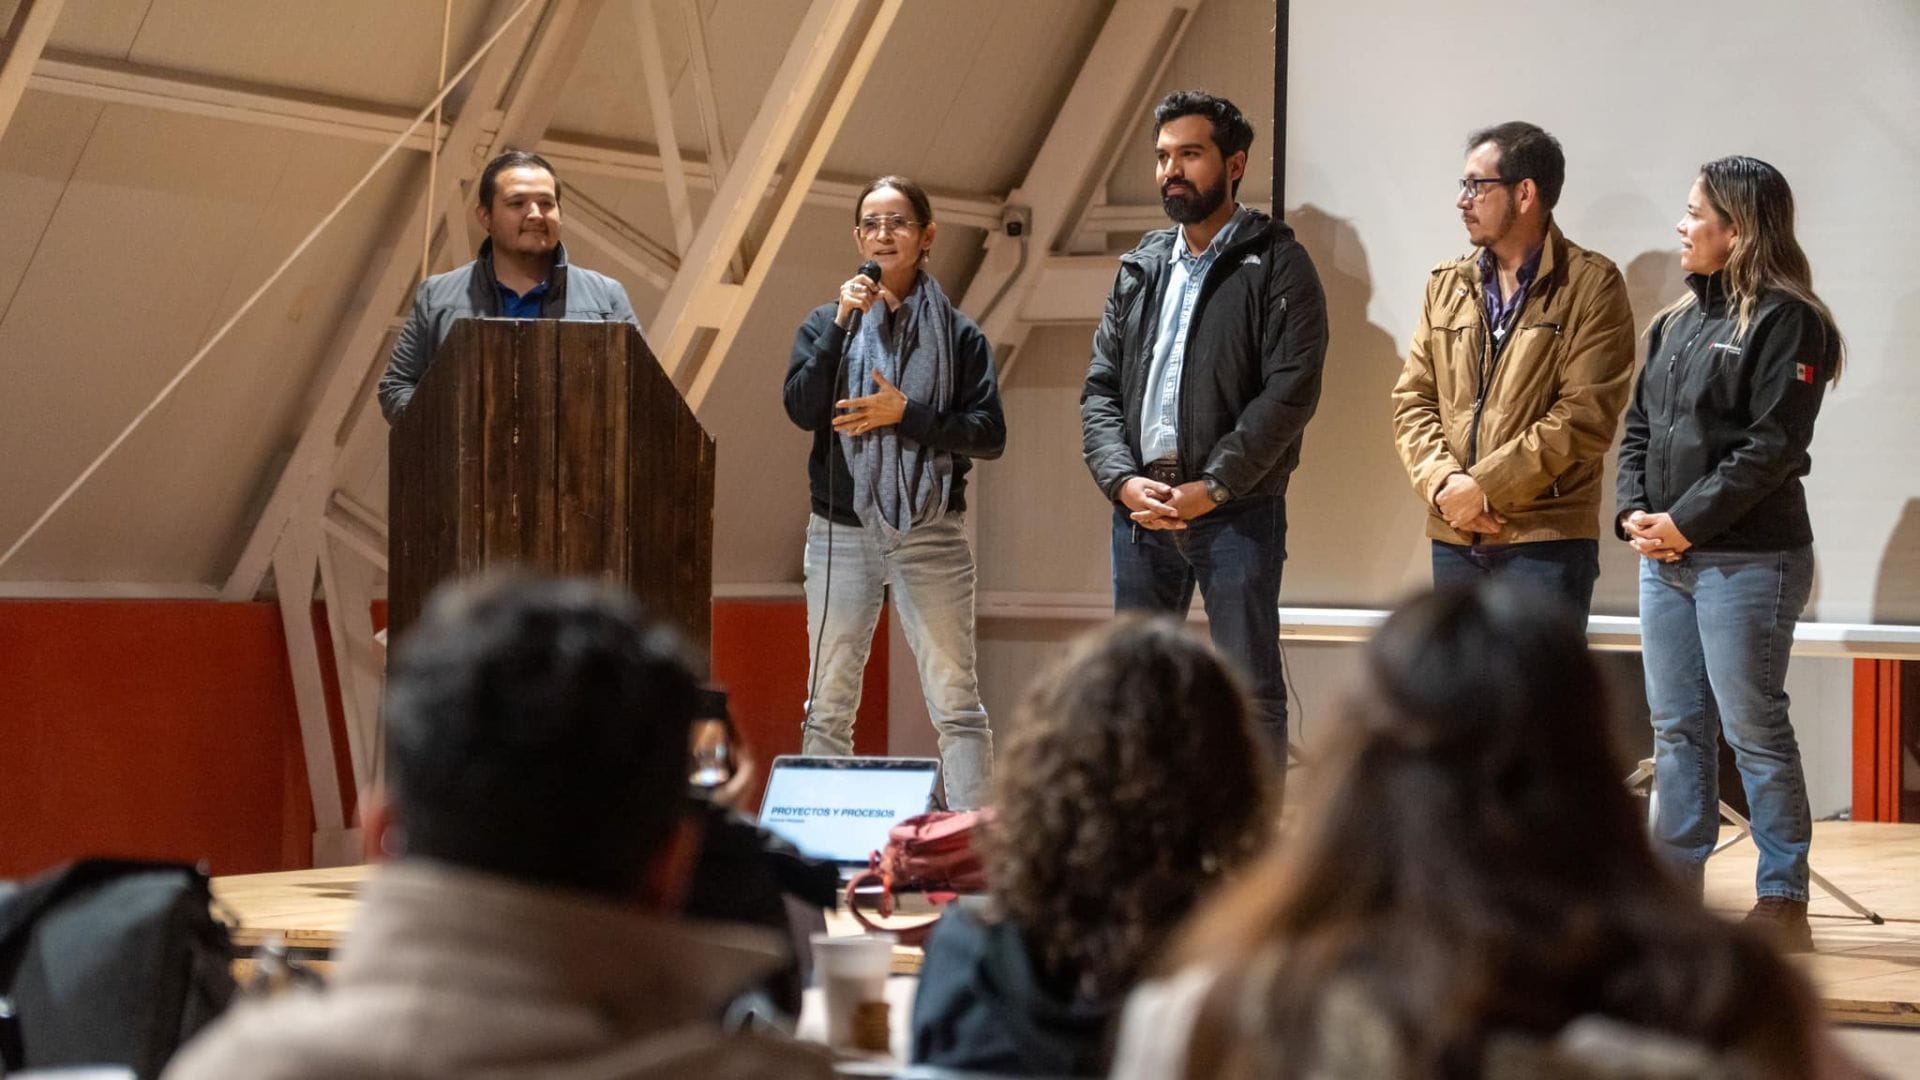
xmin=497 ymin=279 xmax=549 ymax=318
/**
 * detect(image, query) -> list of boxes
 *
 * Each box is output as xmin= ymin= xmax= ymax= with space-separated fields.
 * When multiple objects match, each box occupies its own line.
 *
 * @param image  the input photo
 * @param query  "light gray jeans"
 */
xmin=801 ymin=511 xmax=994 ymax=809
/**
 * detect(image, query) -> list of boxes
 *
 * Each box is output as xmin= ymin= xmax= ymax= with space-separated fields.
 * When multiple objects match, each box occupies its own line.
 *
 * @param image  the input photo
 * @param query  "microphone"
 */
xmin=845 ymin=260 xmax=883 ymax=337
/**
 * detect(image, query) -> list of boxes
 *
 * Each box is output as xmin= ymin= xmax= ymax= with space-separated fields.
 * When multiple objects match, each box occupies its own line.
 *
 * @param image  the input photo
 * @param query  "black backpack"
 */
xmin=0 ymin=859 xmax=236 ymax=1078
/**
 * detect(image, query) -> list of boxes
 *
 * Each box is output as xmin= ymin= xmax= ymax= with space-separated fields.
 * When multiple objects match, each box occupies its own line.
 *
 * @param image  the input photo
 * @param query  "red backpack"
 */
xmin=843 ymin=809 xmax=989 ymax=946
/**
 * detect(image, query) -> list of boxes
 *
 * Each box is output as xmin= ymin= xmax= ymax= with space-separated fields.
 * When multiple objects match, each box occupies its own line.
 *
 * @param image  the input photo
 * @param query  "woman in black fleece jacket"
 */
xmin=1616 ymin=156 xmax=1844 ymax=952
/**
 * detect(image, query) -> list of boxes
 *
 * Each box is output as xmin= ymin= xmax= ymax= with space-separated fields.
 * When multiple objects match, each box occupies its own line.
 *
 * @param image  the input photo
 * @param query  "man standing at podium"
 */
xmin=378 ymin=150 xmax=641 ymax=421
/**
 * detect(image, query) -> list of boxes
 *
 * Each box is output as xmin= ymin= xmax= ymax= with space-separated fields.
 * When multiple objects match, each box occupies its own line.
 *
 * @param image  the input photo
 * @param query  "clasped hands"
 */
xmin=1120 ymin=475 xmax=1218 ymax=531
xmin=1622 ymin=510 xmax=1690 ymax=563
xmin=1434 ymin=472 xmax=1505 ymax=535
xmin=1433 ymin=472 xmax=1692 ymax=562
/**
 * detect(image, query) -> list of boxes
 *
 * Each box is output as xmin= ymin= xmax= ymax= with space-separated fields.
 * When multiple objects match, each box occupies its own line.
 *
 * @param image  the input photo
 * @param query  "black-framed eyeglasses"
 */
xmin=1458 ymin=176 xmax=1522 ymax=200
xmin=858 ymin=214 xmax=922 ymax=237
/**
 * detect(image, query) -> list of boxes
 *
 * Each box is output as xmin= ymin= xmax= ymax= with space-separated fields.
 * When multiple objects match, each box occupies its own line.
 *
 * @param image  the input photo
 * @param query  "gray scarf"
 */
xmin=842 ymin=271 xmax=955 ymax=549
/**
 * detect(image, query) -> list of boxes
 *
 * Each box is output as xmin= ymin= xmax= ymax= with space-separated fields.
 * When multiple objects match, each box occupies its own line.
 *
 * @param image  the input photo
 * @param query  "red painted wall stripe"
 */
xmin=0 ymin=601 xmax=313 ymax=878
xmin=0 ymin=596 xmax=882 ymax=877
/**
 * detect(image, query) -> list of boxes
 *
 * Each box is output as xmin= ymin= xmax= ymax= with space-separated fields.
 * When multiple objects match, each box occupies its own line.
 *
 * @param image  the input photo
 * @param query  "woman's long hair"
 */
xmin=988 ymin=617 xmax=1270 ymax=1000
xmin=1662 ymin=156 xmax=1845 ymax=382
xmin=1168 ymin=584 xmax=1820 ymax=1078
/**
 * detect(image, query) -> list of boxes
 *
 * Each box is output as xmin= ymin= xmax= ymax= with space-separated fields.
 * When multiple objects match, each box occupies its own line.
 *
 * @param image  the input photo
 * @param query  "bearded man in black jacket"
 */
xmin=1080 ymin=91 xmax=1328 ymax=766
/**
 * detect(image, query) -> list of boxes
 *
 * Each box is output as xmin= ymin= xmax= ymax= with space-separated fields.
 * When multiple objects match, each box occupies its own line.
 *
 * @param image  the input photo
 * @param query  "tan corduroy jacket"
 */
xmin=1391 ymin=222 xmax=1636 ymax=544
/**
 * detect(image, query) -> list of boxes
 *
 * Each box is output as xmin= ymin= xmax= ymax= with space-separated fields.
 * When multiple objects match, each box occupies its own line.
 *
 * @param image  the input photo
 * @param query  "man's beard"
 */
xmin=1161 ymin=174 xmax=1229 ymax=225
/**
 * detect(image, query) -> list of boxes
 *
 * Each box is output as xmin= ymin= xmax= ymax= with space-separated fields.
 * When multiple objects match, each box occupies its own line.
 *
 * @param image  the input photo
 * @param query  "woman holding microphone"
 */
xmin=781 ymin=176 xmax=1005 ymax=810
xmin=1617 ymin=156 xmax=1843 ymax=951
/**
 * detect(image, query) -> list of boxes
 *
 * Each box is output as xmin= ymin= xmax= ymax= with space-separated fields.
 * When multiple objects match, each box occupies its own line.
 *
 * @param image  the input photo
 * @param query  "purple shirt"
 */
xmin=1477 ymin=243 xmax=1542 ymax=345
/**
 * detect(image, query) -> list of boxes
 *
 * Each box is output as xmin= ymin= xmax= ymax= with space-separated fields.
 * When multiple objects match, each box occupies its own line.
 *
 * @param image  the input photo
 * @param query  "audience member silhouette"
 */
xmin=167 ymin=575 xmax=832 ymax=1079
xmin=1111 ymin=583 xmax=1861 ymax=1080
xmin=912 ymin=617 xmax=1271 ymax=1076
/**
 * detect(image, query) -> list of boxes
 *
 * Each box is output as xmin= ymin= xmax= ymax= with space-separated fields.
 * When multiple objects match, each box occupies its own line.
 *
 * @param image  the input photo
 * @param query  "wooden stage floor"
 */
xmin=212 ymin=820 xmax=1920 ymax=1027
xmin=1703 ymin=821 xmax=1920 ymax=1027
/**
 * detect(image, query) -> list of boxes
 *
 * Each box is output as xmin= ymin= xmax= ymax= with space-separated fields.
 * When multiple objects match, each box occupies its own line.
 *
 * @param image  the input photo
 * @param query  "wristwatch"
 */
xmin=1203 ymin=474 xmax=1232 ymax=505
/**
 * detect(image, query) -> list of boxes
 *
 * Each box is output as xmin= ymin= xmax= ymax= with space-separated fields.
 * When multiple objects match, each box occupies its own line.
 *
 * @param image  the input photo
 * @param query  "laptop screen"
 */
xmin=757 ymin=755 xmax=941 ymax=866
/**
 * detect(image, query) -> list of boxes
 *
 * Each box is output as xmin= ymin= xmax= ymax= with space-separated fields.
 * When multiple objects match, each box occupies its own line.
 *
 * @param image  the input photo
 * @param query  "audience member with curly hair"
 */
xmin=909 ymin=617 xmax=1272 ymax=1076
xmin=1110 ymin=583 xmax=1867 ymax=1080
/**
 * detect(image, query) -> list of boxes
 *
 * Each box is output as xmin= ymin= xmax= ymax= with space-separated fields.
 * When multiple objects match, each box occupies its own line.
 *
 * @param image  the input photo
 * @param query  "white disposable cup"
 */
xmin=810 ymin=931 xmax=896 ymax=1049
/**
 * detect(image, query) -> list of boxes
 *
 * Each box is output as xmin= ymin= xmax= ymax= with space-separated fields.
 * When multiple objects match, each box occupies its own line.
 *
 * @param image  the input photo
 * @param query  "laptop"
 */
xmin=757 ymin=755 xmax=942 ymax=878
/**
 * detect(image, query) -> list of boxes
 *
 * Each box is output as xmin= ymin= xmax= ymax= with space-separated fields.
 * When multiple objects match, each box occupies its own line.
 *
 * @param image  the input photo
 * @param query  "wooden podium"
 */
xmin=387 ymin=318 xmax=714 ymax=664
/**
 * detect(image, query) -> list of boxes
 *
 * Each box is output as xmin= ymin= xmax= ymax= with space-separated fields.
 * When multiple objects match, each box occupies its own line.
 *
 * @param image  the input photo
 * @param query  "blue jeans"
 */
xmin=1431 ymin=538 xmax=1599 ymax=627
xmin=1640 ymin=546 xmax=1814 ymax=901
xmin=1110 ymin=497 xmax=1288 ymax=753
xmin=801 ymin=512 xmax=994 ymax=810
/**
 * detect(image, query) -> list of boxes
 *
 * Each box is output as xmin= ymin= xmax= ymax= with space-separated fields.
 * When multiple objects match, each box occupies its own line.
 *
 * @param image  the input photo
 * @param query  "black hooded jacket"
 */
xmin=1080 ymin=208 xmax=1328 ymax=502
xmin=1616 ymin=273 xmax=1836 ymax=550
xmin=910 ymin=901 xmax=1118 ymax=1077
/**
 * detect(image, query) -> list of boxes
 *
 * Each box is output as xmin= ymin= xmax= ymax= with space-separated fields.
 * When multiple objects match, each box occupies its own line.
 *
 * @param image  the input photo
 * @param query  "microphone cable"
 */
xmin=804 ymin=260 xmax=884 ymax=735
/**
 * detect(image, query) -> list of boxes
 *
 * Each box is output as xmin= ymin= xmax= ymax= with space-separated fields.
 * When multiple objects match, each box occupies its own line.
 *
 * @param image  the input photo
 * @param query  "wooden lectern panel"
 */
xmin=388 ymin=319 xmax=714 ymax=667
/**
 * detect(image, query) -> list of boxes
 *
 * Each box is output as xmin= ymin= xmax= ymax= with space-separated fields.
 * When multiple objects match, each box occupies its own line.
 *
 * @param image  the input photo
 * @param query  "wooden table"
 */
xmin=213 ymin=863 xmax=928 ymax=975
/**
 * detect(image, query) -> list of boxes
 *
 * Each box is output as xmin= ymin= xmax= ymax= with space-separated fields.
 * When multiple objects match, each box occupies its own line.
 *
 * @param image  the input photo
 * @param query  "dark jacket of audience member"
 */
xmin=1110 ymin=583 xmax=1862 ymax=1080
xmin=910 ymin=899 xmax=1115 ymax=1077
xmin=683 ymin=797 xmax=841 ymax=1017
xmin=910 ymin=618 xmax=1270 ymax=1076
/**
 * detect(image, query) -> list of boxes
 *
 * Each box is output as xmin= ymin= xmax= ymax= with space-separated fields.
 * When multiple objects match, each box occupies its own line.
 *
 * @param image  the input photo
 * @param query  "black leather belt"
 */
xmin=1143 ymin=458 xmax=1181 ymax=486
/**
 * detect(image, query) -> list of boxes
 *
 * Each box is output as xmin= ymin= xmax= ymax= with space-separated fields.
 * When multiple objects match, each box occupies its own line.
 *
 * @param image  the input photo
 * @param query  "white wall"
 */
xmin=1280 ymin=0 xmax=1920 ymax=621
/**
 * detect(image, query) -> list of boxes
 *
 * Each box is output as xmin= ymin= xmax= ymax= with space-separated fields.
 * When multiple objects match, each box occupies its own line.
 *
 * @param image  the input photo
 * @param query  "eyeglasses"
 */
xmin=858 ymin=214 xmax=922 ymax=237
xmin=1458 ymin=176 xmax=1521 ymax=201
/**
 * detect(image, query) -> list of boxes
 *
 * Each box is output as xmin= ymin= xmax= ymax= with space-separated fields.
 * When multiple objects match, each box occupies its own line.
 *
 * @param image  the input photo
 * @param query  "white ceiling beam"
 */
xmin=317 ymin=532 xmax=382 ymax=804
xmin=494 ymin=2 xmax=603 ymax=151
xmin=271 ymin=532 xmax=348 ymax=844
xmin=330 ymin=489 xmax=388 ymax=548
xmin=652 ymin=0 xmax=906 ymax=410
xmin=631 ymin=0 xmax=695 ymax=254
xmin=679 ymin=0 xmax=908 ymax=408
xmin=322 ymin=497 xmax=389 ymax=572
xmin=648 ymin=0 xmax=878 ymax=378
xmin=548 ymin=144 xmax=1005 ymax=229
xmin=1016 ymin=254 xmax=1128 ymax=324
xmin=677 ymin=0 xmax=729 ymax=185
xmin=29 ymin=50 xmax=446 ymax=151
xmin=565 ymin=191 xmax=678 ymax=290
xmin=672 ymin=0 xmax=746 ymax=280
xmin=956 ymin=0 xmax=1202 ymax=372
xmin=0 ymin=0 xmax=67 ymax=142
xmin=27 ymin=49 xmax=1007 ymax=232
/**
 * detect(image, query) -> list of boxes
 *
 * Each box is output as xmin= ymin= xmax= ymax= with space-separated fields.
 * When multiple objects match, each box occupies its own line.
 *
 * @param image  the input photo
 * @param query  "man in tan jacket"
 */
xmin=165 ymin=577 xmax=833 ymax=1080
xmin=1391 ymin=121 xmax=1636 ymax=625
